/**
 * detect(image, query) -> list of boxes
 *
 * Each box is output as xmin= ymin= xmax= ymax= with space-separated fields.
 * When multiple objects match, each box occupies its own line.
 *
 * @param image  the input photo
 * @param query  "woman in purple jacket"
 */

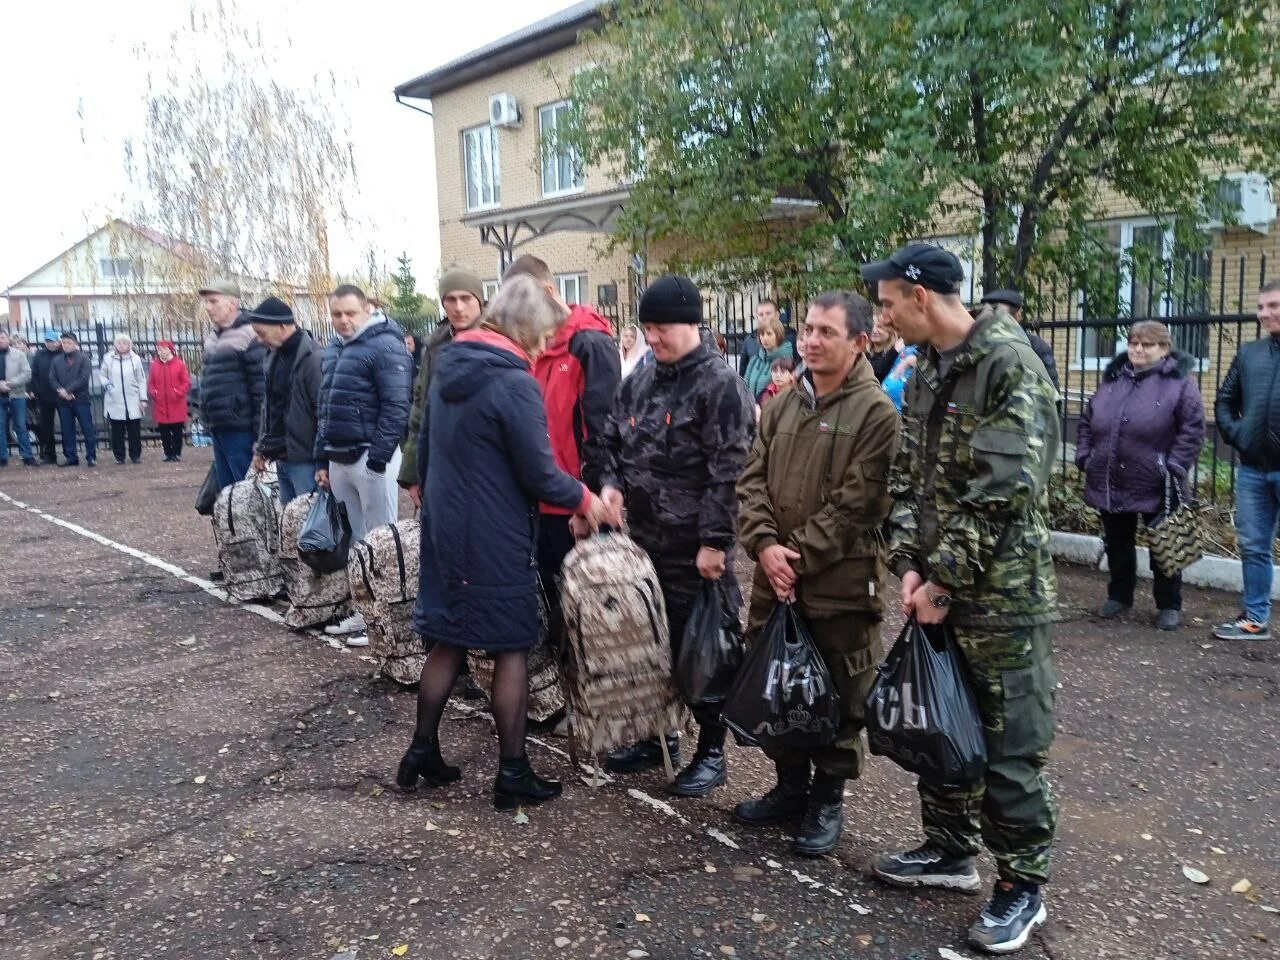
xmin=1076 ymin=321 xmax=1206 ymax=630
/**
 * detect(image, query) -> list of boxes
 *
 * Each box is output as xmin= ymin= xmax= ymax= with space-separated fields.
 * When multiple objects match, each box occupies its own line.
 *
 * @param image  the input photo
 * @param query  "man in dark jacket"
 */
xmin=980 ymin=289 xmax=1060 ymax=392
xmin=399 ymin=267 xmax=485 ymax=505
xmin=1212 ymin=279 xmax=1280 ymax=642
xmin=735 ymin=290 xmax=900 ymax=857
xmin=600 ymin=274 xmax=755 ymax=796
xmin=49 ymin=332 xmax=97 ymax=467
xmin=30 ymin=331 xmax=63 ymax=464
xmin=504 ymin=255 xmax=621 ymax=675
xmin=247 ymin=296 xmax=324 ymax=505
xmin=199 ymin=278 xmax=267 ymax=488
xmin=316 ymin=284 xmax=414 ymax=646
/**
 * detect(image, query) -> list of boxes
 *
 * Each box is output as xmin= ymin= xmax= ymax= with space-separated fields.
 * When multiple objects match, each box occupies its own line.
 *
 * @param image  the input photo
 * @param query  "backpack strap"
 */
xmin=388 ymin=523 xmax=409 ymax=602
xmin=355 ymin=542 xmax=375 ymax=598
xmin=226 ymin=483 xmax=236 ymax=537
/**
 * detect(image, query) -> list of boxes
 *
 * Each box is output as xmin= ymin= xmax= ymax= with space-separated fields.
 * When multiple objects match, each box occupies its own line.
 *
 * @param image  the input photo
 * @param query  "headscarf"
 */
xmin=619 ymin=323 xmax=652 ymax=379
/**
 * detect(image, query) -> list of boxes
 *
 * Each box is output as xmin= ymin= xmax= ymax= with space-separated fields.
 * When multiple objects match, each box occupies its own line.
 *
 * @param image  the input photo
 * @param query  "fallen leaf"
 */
xmin=1140 ymin=833 xmax=1153 ymax=841
xmin=1259 ymin=905 xmax=1279 ymax=914
xmin=221 ymin=855 xmax=236 ymax=864
xmin=750 ymin=913 xmax=766 ymax=923
xmin=1186 ymin=828 xmax=1203 ymax=835
xmin=193 ymin=775 xmax=207 ymax=785
xmin=369 ymin=786 xmax=383 ymax=798
xmin=423 ymin=822 xmax=439 ymax=832
xmin=626 ymin=951 xmax=649 ymax=959
xmin=703 ymin=864 xmax=716 ymax=873
xmin=445 ymin=829 xmax=461 ymax=837
xmin=1211 ymin=846 xmax=1227 ymax=855
xmin=1233 ymin=879 xmax=1253 ymax=894
xmin=635 ymin=913 xmax=650 ymax=923
xmin=554 ymin=937 xmax=571 ymax=948
xmin=408 ymin=897 xmax=420 ymax=906
xmin=719 ymin=948 xmax=736 ymax=957
xmin=1254 ymin=933 xmax=1268 ymax=943
xmin=514 ymin=810 xmax=530 ymax=825
xmin=938 ymin=950 xmax=970 ymax=960
xmin=391 ymin=946 xmax=409 ymax=957
xmin=1182 ymin=865 xmax=1210 ymax=884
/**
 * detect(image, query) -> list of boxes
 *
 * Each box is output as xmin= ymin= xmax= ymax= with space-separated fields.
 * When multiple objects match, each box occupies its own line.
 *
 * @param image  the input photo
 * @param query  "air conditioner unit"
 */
xmin=1203 ymin=173 xmax=1275 ymax=234
xmin=489 ymin=93 xmax=521 ymax=129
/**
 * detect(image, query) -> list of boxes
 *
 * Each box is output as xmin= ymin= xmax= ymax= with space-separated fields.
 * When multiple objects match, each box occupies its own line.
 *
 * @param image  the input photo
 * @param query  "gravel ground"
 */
xmin=0 ymin=453 xmax=1276 ymax=960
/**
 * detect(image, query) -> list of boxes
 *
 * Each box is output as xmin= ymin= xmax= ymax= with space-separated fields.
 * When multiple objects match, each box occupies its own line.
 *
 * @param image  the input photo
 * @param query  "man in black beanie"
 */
xmin=598 ymin=274 xmax=755 ymax=796
xmin=248 ymin=296 xmax=324 ymax=505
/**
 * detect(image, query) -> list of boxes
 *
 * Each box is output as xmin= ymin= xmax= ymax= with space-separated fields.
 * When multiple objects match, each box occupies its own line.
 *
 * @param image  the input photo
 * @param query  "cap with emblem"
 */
xmin=638 ymin=274 xmax=703 ymax=325
xmin=861 ymin=243 xmax=965 ymax=295
xmin=198 ymin=278 xmax=241 ymax=298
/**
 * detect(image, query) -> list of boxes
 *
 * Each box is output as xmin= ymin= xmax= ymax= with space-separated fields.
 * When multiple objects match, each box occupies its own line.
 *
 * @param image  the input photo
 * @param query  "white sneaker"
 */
xmin=345 ymin=633 xmax=370 ymax=648
xmin=325 ymin=612 xmax=367 ymax=636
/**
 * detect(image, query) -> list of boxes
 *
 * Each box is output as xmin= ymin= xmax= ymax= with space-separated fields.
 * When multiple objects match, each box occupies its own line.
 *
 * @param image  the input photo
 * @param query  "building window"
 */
xmin=556 ymin=273 xmax=586 ymax=306
xmin=53 ymin=303 xmax=88 ymax=326
xmin=99 ymin=257 xmax=142 ymax=281
xmin=463 ymin=124 xmax=501 ymax=211
xmin=539 ymin=101 xmax=584 ymax=198
xmin=482 ymin=280 xmax=500 ymax=302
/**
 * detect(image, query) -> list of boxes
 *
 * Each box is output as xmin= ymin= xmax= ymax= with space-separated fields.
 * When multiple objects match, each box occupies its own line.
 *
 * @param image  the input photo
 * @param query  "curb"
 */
xmin=1050 ymin=530 xmax=1280 ymax=598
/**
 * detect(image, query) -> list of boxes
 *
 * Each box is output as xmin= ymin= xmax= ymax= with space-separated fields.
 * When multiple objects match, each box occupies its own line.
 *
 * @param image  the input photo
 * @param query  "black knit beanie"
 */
xmin=638 ymin=274 xmax=702 ymax=325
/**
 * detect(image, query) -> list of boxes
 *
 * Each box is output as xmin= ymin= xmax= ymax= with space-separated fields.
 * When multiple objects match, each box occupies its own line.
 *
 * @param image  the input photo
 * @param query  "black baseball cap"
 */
xmin=982 ymin=288 xmax=1025 ymax=310
xmin=861 ymin=243 xmax=965 ymax=295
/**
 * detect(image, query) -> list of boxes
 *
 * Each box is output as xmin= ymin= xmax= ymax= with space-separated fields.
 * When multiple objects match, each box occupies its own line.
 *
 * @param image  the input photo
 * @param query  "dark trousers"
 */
xmin=157 ymin=422 xmax=185 ymax=459
xmin=536 ymin=513 xmax=578 ymax=654
xmin=1100 ymin=510 xmax=1182 ymax=611
xmin=108 ymin=417 xmax=143 ymax=463
xmin=34 ymin=399 xmax=58 ymax=462
xmin=57 ymin=401 xmax=97 ymax=463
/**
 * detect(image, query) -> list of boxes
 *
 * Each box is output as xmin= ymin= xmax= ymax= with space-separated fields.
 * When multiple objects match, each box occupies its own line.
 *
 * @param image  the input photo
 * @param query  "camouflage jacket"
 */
xmin=600 ymin=341 xmax=755 ymax=560
xmin=887 ymin=309 xmax=1060 ymax=627
xmin=399 ymin=322 xmax=454 ymax=488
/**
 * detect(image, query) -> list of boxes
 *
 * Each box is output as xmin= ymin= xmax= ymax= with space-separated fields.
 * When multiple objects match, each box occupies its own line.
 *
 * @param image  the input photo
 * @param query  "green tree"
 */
xmin=561 ymin=0 xmax=1280 ymax=295
xmin=388 ymin=253 xmax=425 ymax=316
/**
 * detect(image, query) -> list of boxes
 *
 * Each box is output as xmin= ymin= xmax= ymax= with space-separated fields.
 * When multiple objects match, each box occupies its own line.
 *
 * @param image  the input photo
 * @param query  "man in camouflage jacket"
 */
xmin=599 ymin=274 xmax=755 ymax=797
xmin=863 ymin=244 xmax=1060 ymax=956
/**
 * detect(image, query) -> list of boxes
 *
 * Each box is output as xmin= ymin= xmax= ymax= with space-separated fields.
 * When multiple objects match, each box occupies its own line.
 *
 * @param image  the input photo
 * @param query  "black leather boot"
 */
xmin=395 ymin=735 xmax=462 ymax=792
xmin=668 ymin=723 xmax=727 ymax=797
xmin=732 ymin=762 xmax=811 ymax=826
xmin=793 ymin=771 xmax=846 ymax=856
xmin=603 ymin=734 xmax=681 ymax=774
xmin=493 ymin=756 xmax=563 ymax=810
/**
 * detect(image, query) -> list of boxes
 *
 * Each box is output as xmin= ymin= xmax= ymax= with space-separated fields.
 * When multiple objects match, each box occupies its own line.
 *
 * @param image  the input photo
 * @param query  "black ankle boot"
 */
xmin=395 ymin=735 xmax=462 ymax=792
xmin=733 ymin=762 xmax=811 ymax=826
xmin=493 ymin=756 xmax=563 ymax=810
xmin=668 ymin=723 xmax=727 ymax=797
xmin=793 ymin=771 xmax=845 ymax=856
xmin=603 ymin=734 xmax=681 ymax=774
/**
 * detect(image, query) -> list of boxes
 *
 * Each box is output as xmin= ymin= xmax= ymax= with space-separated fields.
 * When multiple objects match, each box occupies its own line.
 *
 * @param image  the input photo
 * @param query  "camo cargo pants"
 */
xmin=919 ymin=623 xmax=1058 ymax=885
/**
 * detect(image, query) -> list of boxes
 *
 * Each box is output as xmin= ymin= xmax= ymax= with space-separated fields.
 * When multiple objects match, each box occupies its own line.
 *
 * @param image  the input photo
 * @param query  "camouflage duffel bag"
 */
xmin=466 ymin=584 xmax=565 ymax=723
xmin=212 ymin=475 xmax=284 ymax=602
xmin=348 ymin=519 xmax=424 ymax=686
xmin=278 ymin=493 xmax=351 ymax=629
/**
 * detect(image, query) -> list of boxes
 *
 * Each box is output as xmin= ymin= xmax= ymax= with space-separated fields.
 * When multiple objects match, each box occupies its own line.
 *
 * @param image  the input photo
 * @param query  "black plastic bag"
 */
xmin=722 ymin=602 xmax=840 ymax=752
xmin=865 ymin=618 xmax=987 ymax=789
xmin=195 ymin=465 xmax=220 ymax=516
xmin=297 ymin=491 xmax=352 ymax=573
xmin=675 ymin=579 xmax=745 ymax=706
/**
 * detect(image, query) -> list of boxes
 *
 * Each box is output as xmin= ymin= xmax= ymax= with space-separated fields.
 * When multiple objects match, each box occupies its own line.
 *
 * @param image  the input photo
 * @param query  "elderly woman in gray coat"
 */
xmin=100 ymin=334 xmax=149 ymax=464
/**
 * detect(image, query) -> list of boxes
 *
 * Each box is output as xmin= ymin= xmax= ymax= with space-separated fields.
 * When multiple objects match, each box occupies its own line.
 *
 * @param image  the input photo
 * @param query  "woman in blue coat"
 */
xmin=397 ymin=275 xmax=613 ymax=810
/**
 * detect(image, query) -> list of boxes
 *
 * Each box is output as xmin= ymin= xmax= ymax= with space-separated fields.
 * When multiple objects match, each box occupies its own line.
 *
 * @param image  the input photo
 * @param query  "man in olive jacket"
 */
xmin=735 ymin=290 xmax=899 ymax=857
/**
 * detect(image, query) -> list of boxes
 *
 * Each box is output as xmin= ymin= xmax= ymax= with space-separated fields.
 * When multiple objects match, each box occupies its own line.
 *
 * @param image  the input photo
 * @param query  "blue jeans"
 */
xmin=57 ymin=401 xmax=97 ymax=463
xmin=277 ymin=459 xmax=318 ymax=506
xmin=1235 ymin=465 xmax=1280 ymax=623
xmin=0 ymin=396 xmax=33 ymax=462
xmin=211 ymin=430 xmax=255 ymax=488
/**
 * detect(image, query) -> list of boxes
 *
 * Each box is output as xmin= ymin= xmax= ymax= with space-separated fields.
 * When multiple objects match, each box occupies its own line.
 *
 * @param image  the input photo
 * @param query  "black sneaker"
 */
xmin=604 ymin=735 xmax=680 ymax=774
xmin=871 ymin=842 xmax=981 ymax=892
xmin=968 ymin=880 xmax=1047 ymax=954
xmin=22 ymin=458 xmax=39 ymax=466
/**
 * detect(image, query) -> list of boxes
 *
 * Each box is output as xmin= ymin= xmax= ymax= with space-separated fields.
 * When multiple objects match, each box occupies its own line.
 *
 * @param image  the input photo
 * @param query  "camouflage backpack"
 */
xmin=278 ymin=493 xmax=351 ymax=629
xmin=212 ymin=476 xmax=284 ymax=602
xmin=559 ymin=532 xmax=685 ymax=772
xmin=347 ymin=519 xmax=424 ymax=686
xmin=467 ymin=584 xmax=565 ymax=723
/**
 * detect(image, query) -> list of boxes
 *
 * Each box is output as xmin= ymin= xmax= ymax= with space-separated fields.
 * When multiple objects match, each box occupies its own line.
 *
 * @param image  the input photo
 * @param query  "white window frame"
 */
xmin=1072 ymin=217 xmax=1179 ymax=371
xmin=539 ymin=101 xmax=585 ymax=199
xmin=463 ymin=123 xmax=501 ymax=212
xmin=481 ymin=280 xmax=500 ymax=302
xmin=556 ymin=273 xmax=586 ymax=306
xmin=99 ymin=257 xmax=142 ymax=281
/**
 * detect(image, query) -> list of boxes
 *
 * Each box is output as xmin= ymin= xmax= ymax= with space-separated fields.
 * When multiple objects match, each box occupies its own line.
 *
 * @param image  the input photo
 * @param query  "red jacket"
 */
xmin=532 ymin=305 xmax=621 ymax=515
xmin=148 ymin=355 xmax=191 ymax=424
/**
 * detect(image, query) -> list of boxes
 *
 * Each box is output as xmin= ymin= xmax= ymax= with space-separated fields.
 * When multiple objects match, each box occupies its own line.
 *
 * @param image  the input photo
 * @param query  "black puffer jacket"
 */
xmin=1216 ymin=335 xmax=1280 ymax=469
xmin=201 ymin=312 xmax=267 ymax=433
xmin=315 ymin=316 xmax=413 ymax=468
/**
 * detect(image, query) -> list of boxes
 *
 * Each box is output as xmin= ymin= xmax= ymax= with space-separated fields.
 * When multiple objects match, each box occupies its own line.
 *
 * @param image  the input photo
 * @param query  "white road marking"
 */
xmin=1 ymin=489 xmax=872 ymax=916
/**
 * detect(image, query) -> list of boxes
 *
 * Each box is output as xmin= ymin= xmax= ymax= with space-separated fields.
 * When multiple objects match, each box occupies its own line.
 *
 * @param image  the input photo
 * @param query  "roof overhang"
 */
xmin=394 ymin=1 xmax=607 ymax=101
xmin=464 ymin=187 xmax=630 ymax=255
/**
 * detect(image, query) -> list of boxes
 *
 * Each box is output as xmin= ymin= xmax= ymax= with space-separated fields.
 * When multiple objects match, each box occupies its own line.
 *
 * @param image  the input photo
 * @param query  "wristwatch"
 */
xmin=925 ymin=582 xmax=952 ymax=609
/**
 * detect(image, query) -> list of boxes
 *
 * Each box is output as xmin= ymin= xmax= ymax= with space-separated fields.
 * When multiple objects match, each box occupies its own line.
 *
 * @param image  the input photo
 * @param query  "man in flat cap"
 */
xmin=598 ymin=274 xmax=755 ymax=797
xmin=863 ymin=243 xmax=1060 ymax=955
xmin=247 ymin=296 xmax=324 ymax=505
xmin=199 ymin=278 xmax=266 ymax=489
xmin=979 ymin=289 xmax=1060 ymax=392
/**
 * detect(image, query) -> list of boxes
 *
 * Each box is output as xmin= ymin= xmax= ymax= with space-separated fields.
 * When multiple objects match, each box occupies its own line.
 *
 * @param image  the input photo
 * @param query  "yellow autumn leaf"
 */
xmin=392 ymin=946 xmax=409 ymax=957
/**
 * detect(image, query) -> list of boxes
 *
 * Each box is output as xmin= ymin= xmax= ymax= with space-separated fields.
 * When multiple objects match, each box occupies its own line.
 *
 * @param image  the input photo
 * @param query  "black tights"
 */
xmin=413 ymin=643 xmax=530 ymax=760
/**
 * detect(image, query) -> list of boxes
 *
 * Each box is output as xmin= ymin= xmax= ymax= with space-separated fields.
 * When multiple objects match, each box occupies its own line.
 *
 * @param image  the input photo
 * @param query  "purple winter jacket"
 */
xmin=1075 ymin=350 xmax=1206 ymax=515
